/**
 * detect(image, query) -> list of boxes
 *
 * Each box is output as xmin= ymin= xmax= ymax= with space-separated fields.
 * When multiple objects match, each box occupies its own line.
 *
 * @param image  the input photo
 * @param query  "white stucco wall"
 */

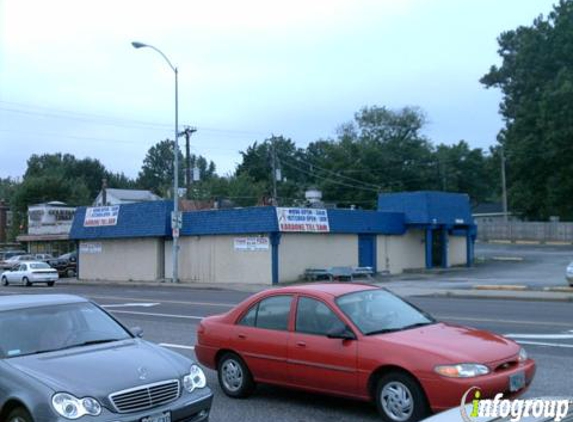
xmin=79 ymin=238 xmax=163 ymax=281
xmin=448 ymin=235 xmax=468 ymax=266
xmin=165 ymin=235 xmax=272 ymax=284
xmin=377 ymin=229 xmax=426 ymax=274
xmin=278 ymin=233 xmax=358 ymax=282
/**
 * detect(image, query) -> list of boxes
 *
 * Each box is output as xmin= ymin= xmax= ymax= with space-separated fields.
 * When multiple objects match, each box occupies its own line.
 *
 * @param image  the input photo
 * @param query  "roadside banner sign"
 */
xmin=84 ymin=206 xmax=120 ymax=227
xmin=234 ymin=237 xmax=270 ymax=251
xmin=276 ymin=207 xmax=330 ymax=232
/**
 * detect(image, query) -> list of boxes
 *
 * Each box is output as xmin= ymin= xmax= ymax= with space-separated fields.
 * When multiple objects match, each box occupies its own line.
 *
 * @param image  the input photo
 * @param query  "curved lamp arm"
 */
xmin=132 ymin=41 xmax=177 ymax=73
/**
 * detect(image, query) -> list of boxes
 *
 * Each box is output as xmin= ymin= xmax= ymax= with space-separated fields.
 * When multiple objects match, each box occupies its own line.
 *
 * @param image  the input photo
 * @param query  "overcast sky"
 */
xmin=0 ymin=0 xmax=558 ymax=180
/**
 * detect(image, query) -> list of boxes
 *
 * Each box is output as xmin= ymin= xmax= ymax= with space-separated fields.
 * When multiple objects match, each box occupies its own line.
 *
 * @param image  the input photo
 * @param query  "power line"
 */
xmin=276 ymin=152 xmax=383 ymax=190
xmin=279 ymin=158 xmax=380 ymax=193
xmin=0 ymin=101 xmax=269 ymax=137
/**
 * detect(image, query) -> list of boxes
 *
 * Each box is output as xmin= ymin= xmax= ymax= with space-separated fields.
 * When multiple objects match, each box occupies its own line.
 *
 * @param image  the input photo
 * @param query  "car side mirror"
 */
xmin=131 ymin=326 xmax=144 ymax=338
xmin=327 ymin=325 xmax=356 ymax=341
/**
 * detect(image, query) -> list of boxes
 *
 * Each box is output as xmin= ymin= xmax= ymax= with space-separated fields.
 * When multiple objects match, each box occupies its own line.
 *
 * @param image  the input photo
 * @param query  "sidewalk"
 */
xmin=58 ymin=277 xmax=573 ymax=302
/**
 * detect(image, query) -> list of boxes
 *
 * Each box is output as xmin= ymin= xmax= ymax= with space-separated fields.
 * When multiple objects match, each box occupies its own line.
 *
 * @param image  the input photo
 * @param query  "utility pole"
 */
xmin=501 ymin=147 xmax=508 ymax=223
xmin=271 ymin=137 xmax=278 ymax=206
xmin=180 ymin=126 xmax=197 ymax=197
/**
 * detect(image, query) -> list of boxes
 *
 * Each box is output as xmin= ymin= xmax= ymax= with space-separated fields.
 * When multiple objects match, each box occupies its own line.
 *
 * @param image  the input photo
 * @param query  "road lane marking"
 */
xmin=159 ymin=343 xmax=195 ymax=350
xmin=87 ymin=294 xmax=235 ymax=308
xmin=436 ymin=315 xmax=572 ymax=327
xmin=109 ymin=310 xmax=203 ymax=320
xmin=505 ymin=333 xmax=573 ymax=340
xmin=102 ymin=303 xmax=159 ymax=308
xmin=514 ymin=340 xmax=573 ymax=349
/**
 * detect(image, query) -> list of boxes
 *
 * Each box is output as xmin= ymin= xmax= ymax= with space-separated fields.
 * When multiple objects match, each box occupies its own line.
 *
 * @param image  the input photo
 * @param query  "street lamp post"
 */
xmin=132 ymin=41 xmax=180 ymax=283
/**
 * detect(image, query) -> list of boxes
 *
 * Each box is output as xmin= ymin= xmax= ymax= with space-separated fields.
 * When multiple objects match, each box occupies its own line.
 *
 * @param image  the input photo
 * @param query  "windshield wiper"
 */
xmin=365 ymin=321 xmax=435 ymax=336
xmin=400 ymin=321 xmax=436 ymax=331
xmin=365 ymin=328 xmax=403 ymax=335
xmin=60 ymin=338 xmax=125 ymax=350
xmin=11 ymin=339 xmax=125 ymax=357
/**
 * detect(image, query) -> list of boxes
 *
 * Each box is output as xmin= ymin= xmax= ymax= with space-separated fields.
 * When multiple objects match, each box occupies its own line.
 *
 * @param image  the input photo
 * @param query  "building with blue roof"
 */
xmin=69 ymin=191 xmax=476 ymax=284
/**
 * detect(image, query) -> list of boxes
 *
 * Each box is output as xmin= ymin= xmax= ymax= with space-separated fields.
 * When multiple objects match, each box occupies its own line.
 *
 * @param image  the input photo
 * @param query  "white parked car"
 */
xmin=1 ymin=261 xmax=59 ymax=287
xmin=566 ymin=261 xmax=573 ymax=287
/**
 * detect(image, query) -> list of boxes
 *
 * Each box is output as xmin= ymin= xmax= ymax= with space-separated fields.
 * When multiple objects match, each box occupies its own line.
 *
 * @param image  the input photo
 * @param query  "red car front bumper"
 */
xmin=420 ymin=359 xmax=536 ymax=412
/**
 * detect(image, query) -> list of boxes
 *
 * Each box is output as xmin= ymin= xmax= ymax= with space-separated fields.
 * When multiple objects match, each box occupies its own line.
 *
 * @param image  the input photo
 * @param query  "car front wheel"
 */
xmin=7 ymin=407 xmax=33 ymax=422
xmin=375 ymin=372 xmax=429 ymax=422
xmin=217 ymin=352 xmax=255 ymax=398
xmin=2 ymin=276 xmax=8 ymax=286
xmin=23 ymin=277 xmax=31 ymax=287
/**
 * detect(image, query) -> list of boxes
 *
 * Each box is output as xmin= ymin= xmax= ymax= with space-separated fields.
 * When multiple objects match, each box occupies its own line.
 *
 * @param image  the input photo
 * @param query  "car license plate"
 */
xmin=509 ymin=371 xmax=525 ymax=392
xmin=141 ymin=412 xmax=171 ymax=422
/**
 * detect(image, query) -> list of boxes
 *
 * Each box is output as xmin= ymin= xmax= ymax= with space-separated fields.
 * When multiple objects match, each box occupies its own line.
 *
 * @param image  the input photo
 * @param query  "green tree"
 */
xmin=236 ymin=136 xmax=307 ymax=206
xmin=137 ymin=139 xmax=184 ymax=198
xmin=434 ymin=141 xmax=495 ymax=205
xmin=481 ymin=0 xmax=573 ymax=219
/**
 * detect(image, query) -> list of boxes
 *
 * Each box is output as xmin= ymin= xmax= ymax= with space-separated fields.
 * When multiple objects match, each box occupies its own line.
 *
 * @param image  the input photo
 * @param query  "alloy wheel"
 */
xmin=221 ymin=358 xmax=244 ymax=392
xmin=380 ymin=381 xmax=414 ymax=422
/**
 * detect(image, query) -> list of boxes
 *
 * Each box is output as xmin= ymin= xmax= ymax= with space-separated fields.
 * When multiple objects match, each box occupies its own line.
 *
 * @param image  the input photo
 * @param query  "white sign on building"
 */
xmin=80 ymin=242 xmax=103 ymax=254
xmin=276 ymin=207 xmax=330 ymax=233
xmin=84 ymin=206 xmax=120 ymax=227
xmin=28 ymin=203 xmax=76 ymax=236
xmin=234 ymin=237 xmax=270 ymax=251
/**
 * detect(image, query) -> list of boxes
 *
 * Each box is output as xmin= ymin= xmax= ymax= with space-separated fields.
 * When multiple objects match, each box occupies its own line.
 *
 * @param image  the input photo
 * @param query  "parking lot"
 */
xmin=1 ymin=242 xmax=572 ymax=421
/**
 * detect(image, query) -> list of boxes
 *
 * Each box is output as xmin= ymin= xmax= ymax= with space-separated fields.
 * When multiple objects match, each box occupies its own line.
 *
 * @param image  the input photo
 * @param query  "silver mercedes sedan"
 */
xmin=0 ymin=294 xmax=213 ymax=422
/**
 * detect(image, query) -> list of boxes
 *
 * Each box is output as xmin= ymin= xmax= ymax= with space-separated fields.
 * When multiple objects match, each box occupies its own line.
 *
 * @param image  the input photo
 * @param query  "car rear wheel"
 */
xmin=217 ymin=352 xmax=255 ymax=398
xmin=47 ymin=281 xmax=55 ymax=287
xmin=23 ymin=277 xmax=31 ymax=287
xmin=7 ymin=407 xmax=33 ymax=422
xmin=2 ymin=275 xmax=8 ymax=286
xmin=375 ymin=372 xmax=429 ymax=422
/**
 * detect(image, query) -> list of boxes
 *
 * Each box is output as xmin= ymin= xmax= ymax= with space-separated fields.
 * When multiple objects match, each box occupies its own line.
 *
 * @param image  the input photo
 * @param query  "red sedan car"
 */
xmin=195 ymin=283 xmax=535 ymax=422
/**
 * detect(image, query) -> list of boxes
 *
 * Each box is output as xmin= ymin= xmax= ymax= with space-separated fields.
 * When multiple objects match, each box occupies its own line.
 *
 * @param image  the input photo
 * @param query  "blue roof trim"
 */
xmin=378 ymin=191 xmax=475 ymax=227
xmin=70 ymin=204 xmax=407 ymax=240
xmin=327 ymin=209 xmax=405 ymax=235
xmin=69 ymin=201 xmax=172 ymax=240
xmin=181 ymin=207 xmax=278 ymax=236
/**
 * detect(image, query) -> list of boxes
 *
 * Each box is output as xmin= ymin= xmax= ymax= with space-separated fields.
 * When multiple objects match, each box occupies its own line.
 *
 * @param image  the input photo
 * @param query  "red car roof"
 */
xmin=268 ymin=282 xmax=379 ymax=298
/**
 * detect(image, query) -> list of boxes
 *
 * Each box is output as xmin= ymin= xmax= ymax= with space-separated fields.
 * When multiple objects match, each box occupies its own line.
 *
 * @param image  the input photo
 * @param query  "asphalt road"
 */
xmin=1 ymin=283 xmax=571 ymax=422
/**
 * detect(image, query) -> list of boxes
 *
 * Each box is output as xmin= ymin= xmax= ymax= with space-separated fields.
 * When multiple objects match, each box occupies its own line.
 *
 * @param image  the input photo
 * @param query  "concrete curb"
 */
xmin=432 ymin=290 xmax=573 ymax=302
xmin=473 ymin=284 xmax=528 ymax=291
xmin=57 ymin=279 xmax=269 ymax=293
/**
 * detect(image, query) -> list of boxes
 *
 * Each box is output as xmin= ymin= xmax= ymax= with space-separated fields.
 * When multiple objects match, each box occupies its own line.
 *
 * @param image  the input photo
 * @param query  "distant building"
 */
xmin=16 ymin=201 xmax=76 ymax=256
xmin=94 ymin=188 xmax=162 ymax=206
xmin=472 ymin=202 xmax=516 ymax=224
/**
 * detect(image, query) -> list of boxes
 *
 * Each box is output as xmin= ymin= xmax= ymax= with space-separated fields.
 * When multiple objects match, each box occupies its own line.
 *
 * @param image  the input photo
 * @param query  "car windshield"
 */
xmin=336 ymin=289 xmax=435 ymax=335
xmin=30 ymin=262 xmax=51 ymax=269
xmin=0 ymin=302 xmax=132 ymax=358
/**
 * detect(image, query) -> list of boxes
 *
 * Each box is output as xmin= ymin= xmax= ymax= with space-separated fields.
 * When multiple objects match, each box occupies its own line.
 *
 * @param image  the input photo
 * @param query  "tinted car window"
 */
xmin=0 ymin=302 xmax=131 ymax=359
xmin=238 ymin=296 xmax=292 ymax=331
xmin=296 ymin=297 xmax=345 ymax=336
xmin=238 ymin=304 xmax=257 ymax=327
xmin=30 ymin=262 xmax=51 ymax=269
xmin=336 ymin=289 xmax=434 ymax=335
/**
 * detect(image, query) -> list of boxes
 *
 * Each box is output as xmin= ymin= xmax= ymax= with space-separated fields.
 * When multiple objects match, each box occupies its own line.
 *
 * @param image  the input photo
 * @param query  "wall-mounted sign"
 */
xmin=84 ymin=206 xmax=120 ymax=227
xmin=80 ymin=242 xmax=102 ymax=254
xmin=234 ymin=237 xmax=270 ymax=251
xmin=276 ymin=207 xmax=330 ymax=233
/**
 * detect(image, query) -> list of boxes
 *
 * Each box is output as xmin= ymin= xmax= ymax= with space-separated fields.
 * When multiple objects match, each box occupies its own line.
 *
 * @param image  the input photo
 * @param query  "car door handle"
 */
xmin=238 ymin=333 xmax=247 ymax=339
xmin=296 ymin=341 xmax=306 ymax=347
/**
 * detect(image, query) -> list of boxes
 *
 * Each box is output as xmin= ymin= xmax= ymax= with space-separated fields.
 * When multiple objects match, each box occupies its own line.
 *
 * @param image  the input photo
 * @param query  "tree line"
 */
xmin=0 ymin=104 xmax=500 ymax=241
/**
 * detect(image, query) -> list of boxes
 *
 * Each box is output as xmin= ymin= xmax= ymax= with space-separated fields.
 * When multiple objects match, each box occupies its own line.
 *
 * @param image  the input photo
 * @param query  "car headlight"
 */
xmin=518 ymin=347 xmax=528 ymax=362
xmin=435 ymin=363 xmax=490 ymax=378
xmin=183 ymin=364 xmax=207 ymax=393
xmin=52 ymin=393 xmax=102 ymax=419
